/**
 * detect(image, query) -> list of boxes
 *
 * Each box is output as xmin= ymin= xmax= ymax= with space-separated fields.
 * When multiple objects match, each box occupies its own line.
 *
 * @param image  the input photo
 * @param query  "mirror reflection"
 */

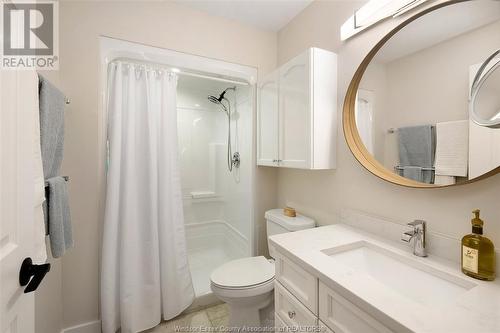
xmin=356 ymin=0 xmax=500 ymax=186
xmin=471 ymin=51 xmax=500 ymax=127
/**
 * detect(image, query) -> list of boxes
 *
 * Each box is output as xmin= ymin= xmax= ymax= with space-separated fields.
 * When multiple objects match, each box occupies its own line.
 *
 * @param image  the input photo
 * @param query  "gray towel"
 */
xmin=39 ymin=74 xmax=65 ymax=178
xmin=39 ymin=74 xmax=72 ymax=257
xmin=46 ymin=177 xmax=73 ymax=258
xmin=397 ymin=166 xmax=435 ymax=184
xmin=402 ymin=166 xmax=424 ymax=182
xmin=422 ymin=169 xmax=435 ymax=184
xmin=398 ymin=125 xmax=436 ymax=168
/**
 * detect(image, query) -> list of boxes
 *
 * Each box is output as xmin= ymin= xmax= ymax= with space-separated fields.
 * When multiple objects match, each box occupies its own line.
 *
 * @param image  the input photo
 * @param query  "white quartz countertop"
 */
xmin=269 ymin=224 xmax=500 ymax=333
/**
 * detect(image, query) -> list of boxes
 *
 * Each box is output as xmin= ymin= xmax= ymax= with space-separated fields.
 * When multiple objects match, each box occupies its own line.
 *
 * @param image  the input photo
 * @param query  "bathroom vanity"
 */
xmin=269 ymin=222 xmax=500 ymax=333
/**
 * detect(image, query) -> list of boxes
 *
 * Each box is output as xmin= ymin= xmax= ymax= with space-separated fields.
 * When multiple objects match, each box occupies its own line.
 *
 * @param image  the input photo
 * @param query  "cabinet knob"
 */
xmin=288 ymin=310 xmax=296 ymax=319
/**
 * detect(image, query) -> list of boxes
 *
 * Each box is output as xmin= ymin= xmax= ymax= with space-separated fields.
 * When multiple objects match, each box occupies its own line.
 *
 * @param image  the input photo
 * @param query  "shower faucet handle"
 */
xmin=232 ymin=152 xmax=241 ymax=168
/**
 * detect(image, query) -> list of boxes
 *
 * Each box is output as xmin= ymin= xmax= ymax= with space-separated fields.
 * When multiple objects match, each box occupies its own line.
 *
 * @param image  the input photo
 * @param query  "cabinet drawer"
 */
xmin=319 ymin=282 xmax=393 ymax=333
xmin=275 ymin=281 xmax=317 ymax=328
xmin=275 ymin=253 xmax=318 ymax=313
xmin=276 ymin=315 xmax=333 ymax=333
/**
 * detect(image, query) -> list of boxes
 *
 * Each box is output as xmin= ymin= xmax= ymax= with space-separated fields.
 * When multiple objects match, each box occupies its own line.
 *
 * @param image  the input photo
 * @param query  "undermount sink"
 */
xmin=321 ymin=241 xmax=477 ymax=306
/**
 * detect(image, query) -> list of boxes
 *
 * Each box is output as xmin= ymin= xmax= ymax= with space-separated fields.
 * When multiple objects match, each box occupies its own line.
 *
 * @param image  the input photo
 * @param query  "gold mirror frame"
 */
xmin=343 ymin=0 xmax=500 ymax=188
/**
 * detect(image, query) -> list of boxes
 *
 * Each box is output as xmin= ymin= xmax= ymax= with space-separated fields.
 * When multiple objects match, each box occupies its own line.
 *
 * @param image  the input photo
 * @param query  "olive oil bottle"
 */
xmin=461 ymin=209 xmax=495 ymax=281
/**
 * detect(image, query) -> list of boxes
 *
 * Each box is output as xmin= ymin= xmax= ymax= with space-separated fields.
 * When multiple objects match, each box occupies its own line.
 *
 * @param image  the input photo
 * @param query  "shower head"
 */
xmin=208 ymin=95 xmax=221 ymax=104
xmin=207 ymin=86 xmax=236 ymax=105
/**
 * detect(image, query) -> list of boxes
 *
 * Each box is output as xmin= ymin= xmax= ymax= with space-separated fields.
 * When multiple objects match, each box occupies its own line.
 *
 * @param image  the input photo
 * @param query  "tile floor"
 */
xmin=146 ymin=303 xmax=229 ymax=333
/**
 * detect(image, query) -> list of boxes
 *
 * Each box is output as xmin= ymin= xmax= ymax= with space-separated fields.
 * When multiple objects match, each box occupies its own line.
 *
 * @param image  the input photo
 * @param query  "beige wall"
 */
xmin=276 ymin=0 xmax=500 ymax=248
xmin=36 ymin=2 xmax=278 ymax=332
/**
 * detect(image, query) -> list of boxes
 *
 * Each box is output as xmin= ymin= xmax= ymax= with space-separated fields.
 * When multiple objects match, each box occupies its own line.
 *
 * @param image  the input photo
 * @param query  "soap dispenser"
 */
xmin=461 ymin=209 xmax=495 ymax=281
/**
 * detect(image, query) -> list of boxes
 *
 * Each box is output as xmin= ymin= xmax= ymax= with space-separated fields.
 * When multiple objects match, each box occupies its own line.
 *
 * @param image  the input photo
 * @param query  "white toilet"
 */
xmin=210 ymin=209 xmax=315 ymax=329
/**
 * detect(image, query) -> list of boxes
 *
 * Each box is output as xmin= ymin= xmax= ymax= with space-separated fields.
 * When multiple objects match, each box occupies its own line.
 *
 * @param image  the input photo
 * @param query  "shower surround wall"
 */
xmin=177 ymin=79 xmax=253 ymax=298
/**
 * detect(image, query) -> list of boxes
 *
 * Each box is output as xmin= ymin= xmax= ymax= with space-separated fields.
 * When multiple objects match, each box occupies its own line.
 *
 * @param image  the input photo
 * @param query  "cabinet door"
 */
xmin=319 ymin=282 xmax=393 ymax=333
xmin=257 ymin=70 xmax=279 ymax=166
xmin=279 ymin=50 xmax=312 ymax=168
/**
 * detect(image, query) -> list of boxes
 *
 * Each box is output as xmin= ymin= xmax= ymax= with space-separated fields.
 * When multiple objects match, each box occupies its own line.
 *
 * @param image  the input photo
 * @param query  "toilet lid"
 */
xmin=210 ymin=256 xmax=275 ymax=288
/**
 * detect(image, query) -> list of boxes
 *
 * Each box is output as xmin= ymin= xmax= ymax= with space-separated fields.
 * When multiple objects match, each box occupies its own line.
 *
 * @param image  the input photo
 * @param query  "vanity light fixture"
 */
xmin=341 ymin=0 xmax=429 ymax=41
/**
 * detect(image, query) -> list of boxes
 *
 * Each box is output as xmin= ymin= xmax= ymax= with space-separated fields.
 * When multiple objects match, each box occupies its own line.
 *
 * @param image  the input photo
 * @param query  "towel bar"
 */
xmin=44 ymin=176 xmax=69 ymax=187
xmin=394 ymin=166 xmax=435 ymax=171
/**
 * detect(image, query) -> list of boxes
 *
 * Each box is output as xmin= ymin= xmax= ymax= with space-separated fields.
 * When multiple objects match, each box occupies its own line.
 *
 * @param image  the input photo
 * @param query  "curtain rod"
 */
xmin=110 ymin=58 xmax=250 ymax=86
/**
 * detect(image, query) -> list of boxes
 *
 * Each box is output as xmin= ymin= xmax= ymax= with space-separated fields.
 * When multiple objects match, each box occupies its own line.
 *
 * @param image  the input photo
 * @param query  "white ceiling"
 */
xmin=174 ymin=0 xmax=314 ymax=31
xmin=375 ymin=1 xmax=500 ymax=63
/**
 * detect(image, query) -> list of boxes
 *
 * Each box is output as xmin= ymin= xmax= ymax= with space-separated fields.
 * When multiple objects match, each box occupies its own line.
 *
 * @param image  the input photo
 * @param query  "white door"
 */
xmin=257 ymin=70 xmax=279 ymax=166
xmin=0 ymin=69 xmax=38 ymax=333
xmin=279 ymin=50 xmax=311 ymax=169
xmin=355 ymin=89 xmax=375 ymax=155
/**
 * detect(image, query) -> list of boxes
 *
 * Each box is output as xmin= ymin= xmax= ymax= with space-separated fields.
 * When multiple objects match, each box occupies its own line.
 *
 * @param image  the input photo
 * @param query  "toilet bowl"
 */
xmin=210 ymin=256 xmax=275 ymax=328
xmin=210 ymin=209 xmax=316 ymax=329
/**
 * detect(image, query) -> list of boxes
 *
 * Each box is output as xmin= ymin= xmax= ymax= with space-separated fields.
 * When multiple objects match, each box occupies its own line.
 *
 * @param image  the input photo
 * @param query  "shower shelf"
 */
xmin=190 ymin=191 xmax=217 ymax=199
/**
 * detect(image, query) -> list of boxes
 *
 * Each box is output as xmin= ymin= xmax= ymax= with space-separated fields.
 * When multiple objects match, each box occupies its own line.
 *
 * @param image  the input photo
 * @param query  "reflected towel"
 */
xmin=402 ymin=166 xmax=423 ymax=182
xmin=46 ymin=176 xmax=73 ymax=258
xmin=398 ymin=125 xmax=435 ymax=167
xmin=435 ymin=175 xmax=456 ymax=185
xmin=435 ymin=120 xmax=469 ymax=177
xmin=397 ymin=166 xmax=434 ymax=184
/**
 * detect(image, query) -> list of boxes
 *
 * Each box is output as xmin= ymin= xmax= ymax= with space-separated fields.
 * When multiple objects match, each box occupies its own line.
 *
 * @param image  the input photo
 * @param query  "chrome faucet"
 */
xmin=401 ymin=220 xmax=427 ymax=257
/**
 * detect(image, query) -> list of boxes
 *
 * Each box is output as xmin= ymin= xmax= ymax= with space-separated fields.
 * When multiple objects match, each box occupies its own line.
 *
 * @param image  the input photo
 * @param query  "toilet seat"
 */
xmin=211 ymin=277 xmax=274 ymax=298
xmin=210 ymin=256 xmax=275 ymax=297
xmin=211 ymin=256 xmax=275 ymax=288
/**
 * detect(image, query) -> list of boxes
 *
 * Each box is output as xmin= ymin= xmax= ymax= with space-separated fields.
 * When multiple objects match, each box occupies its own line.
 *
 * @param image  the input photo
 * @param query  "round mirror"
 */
xmin=344 ymin=0 xmax=500 ymax=188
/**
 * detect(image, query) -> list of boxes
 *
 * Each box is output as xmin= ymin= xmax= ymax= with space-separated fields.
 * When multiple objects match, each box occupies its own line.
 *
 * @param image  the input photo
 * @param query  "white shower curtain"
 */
xmin=101 ymin=62 xmax=195 ymax=333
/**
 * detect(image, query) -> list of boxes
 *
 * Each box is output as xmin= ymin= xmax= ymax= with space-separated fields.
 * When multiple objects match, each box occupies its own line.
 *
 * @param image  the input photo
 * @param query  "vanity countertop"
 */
xmin=269 ymin=224 xmax=500 ymax=333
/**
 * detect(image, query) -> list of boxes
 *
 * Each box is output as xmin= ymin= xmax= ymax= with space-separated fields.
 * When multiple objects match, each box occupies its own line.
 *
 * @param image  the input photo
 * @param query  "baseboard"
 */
xmin=61 ymin=320 xmax=101 ymax=333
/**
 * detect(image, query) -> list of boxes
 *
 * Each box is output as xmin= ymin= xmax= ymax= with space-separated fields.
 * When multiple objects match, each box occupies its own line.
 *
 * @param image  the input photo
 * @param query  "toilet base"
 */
xmin=211 ymin=281 xmax=275 ymax=331
xmin=227 ymin=293 xmax=274 ymax=330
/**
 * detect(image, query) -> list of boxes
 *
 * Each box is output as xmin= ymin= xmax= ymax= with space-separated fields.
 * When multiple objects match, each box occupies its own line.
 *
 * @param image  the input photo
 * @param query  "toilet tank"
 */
xmin=265 ymin=209 xmax=315 ymax=259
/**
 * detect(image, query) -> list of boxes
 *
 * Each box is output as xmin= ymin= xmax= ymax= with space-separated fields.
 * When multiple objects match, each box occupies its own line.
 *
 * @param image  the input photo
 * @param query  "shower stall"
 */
xmin=177 ymin=75 xmax=253 ymax=304
xmin=99 ymin=37 xmax=256 ymax=312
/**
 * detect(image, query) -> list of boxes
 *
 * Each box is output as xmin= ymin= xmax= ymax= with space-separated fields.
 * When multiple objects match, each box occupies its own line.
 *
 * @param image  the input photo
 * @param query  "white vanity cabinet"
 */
xmin=257 ymin=48 xmax=337 ymax=169
xmin=274 ymin=251 xmax=395 ymax=333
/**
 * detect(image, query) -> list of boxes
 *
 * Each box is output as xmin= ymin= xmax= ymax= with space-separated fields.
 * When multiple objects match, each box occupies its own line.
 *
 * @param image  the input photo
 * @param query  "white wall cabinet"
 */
xmin=257 ymin=70 xmax=279 ymax=166
xmin=257 ymin=47 xmax=337 ymax=169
